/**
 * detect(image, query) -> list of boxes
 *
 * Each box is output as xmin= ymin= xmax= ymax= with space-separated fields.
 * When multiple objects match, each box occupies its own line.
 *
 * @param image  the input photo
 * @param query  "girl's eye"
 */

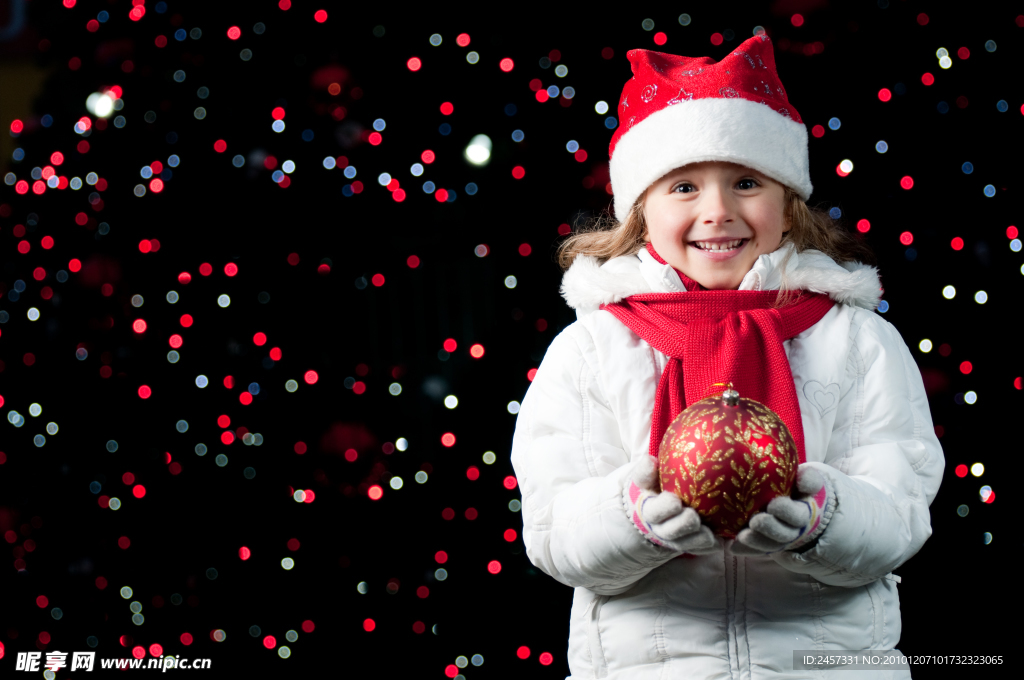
xmin=673 ymin=183 xmax=695 ymax=193
xmin=737 ymin=178 xmax=759 ymax=190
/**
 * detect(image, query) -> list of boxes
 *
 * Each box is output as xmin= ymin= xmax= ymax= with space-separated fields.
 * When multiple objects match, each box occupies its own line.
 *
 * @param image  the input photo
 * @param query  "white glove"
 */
xmin=731 ymin=465 xmax=832 ymax=555
xmin=622 ymin=455 xmax=721 ymax=555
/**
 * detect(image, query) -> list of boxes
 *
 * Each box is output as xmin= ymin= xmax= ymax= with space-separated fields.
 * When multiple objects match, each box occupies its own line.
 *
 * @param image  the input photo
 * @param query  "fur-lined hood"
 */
xmin=560 ymin=242 xmax=882 ymax=315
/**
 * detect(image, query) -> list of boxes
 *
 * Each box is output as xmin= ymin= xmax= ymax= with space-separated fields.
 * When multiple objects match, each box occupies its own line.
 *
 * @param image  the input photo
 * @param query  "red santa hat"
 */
xmin=609 ymin=34 xmax=811 ymax=222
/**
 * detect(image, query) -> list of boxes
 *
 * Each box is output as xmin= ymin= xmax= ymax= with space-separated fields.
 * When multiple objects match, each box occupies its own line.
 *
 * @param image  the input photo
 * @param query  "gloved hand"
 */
xmin=622 ymin=454 xmax=720 ymax=555
xmin=731 ymin=464 xmax=832 ymax=555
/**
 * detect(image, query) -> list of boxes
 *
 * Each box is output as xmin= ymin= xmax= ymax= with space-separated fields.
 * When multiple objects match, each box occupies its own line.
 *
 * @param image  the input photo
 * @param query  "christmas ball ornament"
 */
xmin=657 ymin=385 xmax=798 ymax=538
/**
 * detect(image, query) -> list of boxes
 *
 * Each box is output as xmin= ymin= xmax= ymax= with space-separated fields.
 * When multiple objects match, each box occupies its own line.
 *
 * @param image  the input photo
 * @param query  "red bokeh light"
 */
xmin=856 ymin=219 xmax=871 ymax=233
xmin=180 ymin=314 xmax=194 ymax=328
xmin=435 ymin=550 xmax=448 ymax=563
xmin=352 ymin=381 xmax=366 ymax=395
xmin=469 ymin=343 xmax=485 ymax=358
xmin=957 ymin=47 xmax=970 ymax=60
xmin=710 ymin=33 xmax=723 ymax=46
xmin=539 ymin=652 xmax=554 ymax=666
xmin=417 ymin=585 xmax=429 ymax=598
xmin=407 ymin=57 xmax=422 ymax=72
xmin=441 ymin=432 xmax=456 ymax=447
xmin=239 ymin=392 xmax=253 ymax=405
xmin=118 ymin=536 xmax=131 ymax=550
xmin=899 ymin=231 xmax=914 ymax=246
xmin=443 ymin=338 xmax=457 ymax=352
xmin=504 ymin=475 xmax=518 ymax=490
xmin=221 ymin=431 xmax=235 ymax=445
xmin=960 ymin=361 xmax=973 ymax=375
xmin=304 ymin=370 xmax=319 ymax=384
xmin=878 ymin=88 xmax=892 ymax=102
xmin=314 ymin=9 xmax=328 ymax=23
xmin=368 ymin=132 xmax=382 ymax=145
xmin=951 ymin=237 xmax=964 ymax=250
xmin=227 ymin=26 xmax=241 ymax=40
xmin=517 ymin=646 xmax=531 ymax=659
xmin=445 ymin=664 xmax=459 ymax=678
xmin=917 ymin=13 xmax=929 ymax=25
xmin=921 ymin=73 xmax=935 ymax=86
xmin=253 ymin=332 xmax=267 ymax=346
xmin=435 ymin=188 xmax=449 ymax=202
xmin=36 ymin=595 xmax=48 ymax=608
xmin=791 ymin=13 xmax=805 ymax=26
xmin=368 ymin=485 xmax=383 ymax=500
xmin=263 ymin=635 xmax=276 ymax=649
xmin=133 ymin=319 xmax=147 ymax=334
xmin=504 ymin=529 xmax=518 ymax=542
xmin=217 ymin=415 xmax=231 ymax=428
xmin=421 ymin=149 xmax=436 ymax=164
xmin=466 ymin=466 xmax=480 ymax=481
xmin=527 ymin=368 xmax=538 ymax=381
xmin=213 ymin=139 xmax=227 ymax=153
xmin=372 ymin=273 xmax=385 ymax=287
xmin=181 ymin=632 xmax=193 ymax=646
xmin=487 ymin=560 xmax=502 ymax=574
xmin=1007 ymin=226 xmax=1018 ymax=239
xmin=955 ymin=464 xmax=968 ymax=478
xmin=178 ymin=271 xmax=192 ymax=284
xmin=302 ymin=620 xmax=315 ymax=633
xmin=535 ymin=89 xmax=549 ymax=103
xmin=512 ymin=166 xmax=525 ymax=179
xmin=407 ymin=255 xmax=420 ymax=268
xmin=168 ymin=334 xmax=183 ymax=349
xmin=269 ymin=347 xmax=282 ymax=361
xmin=440 ymin=102 xmax=454 ymax=115
xmin=199 ymin=262 xmax=213 ymax=276
xmin=133 ymin=485 xmax=146 ymax=499
xmin=271 ymin=107 xmax=286 ymax=120
xmin=239 ymin=546 xmax=251 ymax=560
xmin=499 ymin=57 xmax=514 ymax=72
xmin=900 ymin=176 xmax=914 ymax=190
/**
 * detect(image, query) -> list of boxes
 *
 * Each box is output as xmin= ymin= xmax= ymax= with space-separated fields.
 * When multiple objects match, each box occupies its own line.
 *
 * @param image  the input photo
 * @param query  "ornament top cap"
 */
xmin=721 ymin=383 xmax=740 ymax=406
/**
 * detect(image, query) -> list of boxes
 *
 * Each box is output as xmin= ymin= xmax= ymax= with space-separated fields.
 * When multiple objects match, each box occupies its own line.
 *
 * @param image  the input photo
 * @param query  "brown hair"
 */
xmin=556 ymin=185 xmax=875 ymax=272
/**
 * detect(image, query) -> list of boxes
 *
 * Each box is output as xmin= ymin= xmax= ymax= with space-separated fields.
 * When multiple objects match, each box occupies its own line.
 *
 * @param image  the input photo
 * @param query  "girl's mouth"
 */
xmin=688 ymin=238 xmax=749 ymax=252
xmin=687 ymin=237 xmax=750 ymax=262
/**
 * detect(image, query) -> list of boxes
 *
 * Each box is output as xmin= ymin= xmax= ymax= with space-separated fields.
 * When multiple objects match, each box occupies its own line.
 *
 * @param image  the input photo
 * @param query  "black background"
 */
xmin=0 ymin=0 xmax=1019 ymax=676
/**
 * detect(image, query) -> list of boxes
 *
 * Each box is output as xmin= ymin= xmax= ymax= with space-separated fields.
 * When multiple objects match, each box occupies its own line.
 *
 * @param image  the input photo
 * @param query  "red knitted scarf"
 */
xmin=599 ymin=243 xmax=834 ymax=463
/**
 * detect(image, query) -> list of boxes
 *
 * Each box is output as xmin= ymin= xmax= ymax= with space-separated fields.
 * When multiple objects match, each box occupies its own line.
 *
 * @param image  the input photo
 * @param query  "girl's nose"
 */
xmin=701 ymin=184 xmax=736 ymax=226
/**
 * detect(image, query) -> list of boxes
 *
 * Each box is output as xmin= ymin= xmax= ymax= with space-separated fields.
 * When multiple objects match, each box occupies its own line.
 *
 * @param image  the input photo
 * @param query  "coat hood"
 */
xmin=559 ymin=242 xmax=882 ymax=315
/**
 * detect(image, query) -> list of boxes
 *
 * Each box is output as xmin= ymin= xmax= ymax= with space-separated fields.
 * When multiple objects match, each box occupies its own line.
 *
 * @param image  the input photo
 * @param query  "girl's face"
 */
xmin=643 ymin=161 xmax=789 ymax=290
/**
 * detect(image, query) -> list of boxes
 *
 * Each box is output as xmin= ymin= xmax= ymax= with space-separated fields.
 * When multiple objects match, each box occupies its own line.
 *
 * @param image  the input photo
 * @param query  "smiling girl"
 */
xmin=511 ymin=35 xmax=943 ymax=679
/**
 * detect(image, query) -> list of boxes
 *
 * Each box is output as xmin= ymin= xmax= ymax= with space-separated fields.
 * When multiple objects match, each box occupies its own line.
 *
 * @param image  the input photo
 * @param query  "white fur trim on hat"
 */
xmin=610 ymin=97 xmax=812 ymax=222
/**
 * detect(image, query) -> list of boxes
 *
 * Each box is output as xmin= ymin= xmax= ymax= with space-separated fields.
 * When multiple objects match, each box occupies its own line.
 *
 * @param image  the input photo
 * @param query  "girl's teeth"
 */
xmin=695 ymin=239 xmax=742 ymax=251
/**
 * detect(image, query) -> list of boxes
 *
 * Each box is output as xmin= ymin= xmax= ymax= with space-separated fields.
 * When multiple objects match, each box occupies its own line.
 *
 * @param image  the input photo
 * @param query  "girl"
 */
xmin=510 ymin=35 xmax=943 ymax=679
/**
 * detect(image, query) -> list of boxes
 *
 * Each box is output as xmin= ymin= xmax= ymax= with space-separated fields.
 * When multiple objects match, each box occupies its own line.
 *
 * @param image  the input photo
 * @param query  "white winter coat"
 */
xmin=510 ymin=244 xmax=944 ymax=680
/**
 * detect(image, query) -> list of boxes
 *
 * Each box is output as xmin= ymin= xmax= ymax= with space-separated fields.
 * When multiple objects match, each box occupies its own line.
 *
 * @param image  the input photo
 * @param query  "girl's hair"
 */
xmin=556 ymin=184 xmax=875 ymax=272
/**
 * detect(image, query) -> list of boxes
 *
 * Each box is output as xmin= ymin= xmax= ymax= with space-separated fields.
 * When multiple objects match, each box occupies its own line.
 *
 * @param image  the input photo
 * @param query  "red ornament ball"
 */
xmin=658 ymin=387 xmax=798 ymax=538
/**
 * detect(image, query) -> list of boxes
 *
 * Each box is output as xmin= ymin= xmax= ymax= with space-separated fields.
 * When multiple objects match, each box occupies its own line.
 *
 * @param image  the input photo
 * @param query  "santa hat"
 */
xmin=609 ymin=34 xmax=811 ymax=222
